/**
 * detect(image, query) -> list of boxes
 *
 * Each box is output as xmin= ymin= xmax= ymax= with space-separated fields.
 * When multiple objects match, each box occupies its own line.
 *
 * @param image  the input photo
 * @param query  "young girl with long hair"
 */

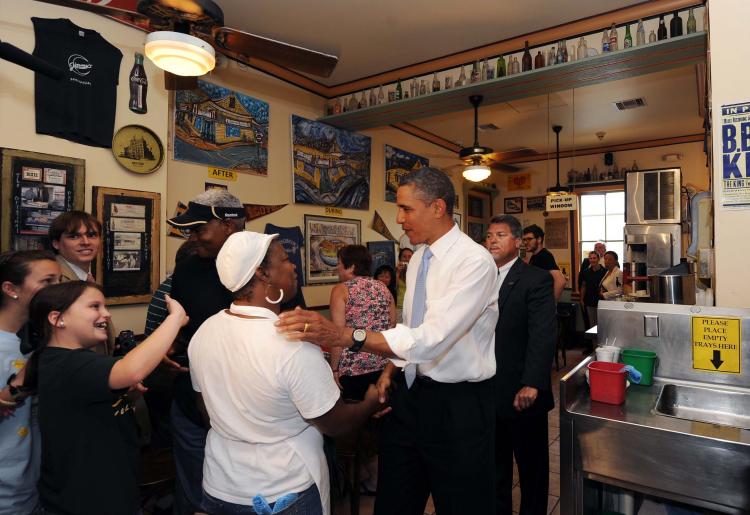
xmin=0 ymin=250 xmax=60 ymax=514
xmin=26 ymin=281 xmax=187 ymax=515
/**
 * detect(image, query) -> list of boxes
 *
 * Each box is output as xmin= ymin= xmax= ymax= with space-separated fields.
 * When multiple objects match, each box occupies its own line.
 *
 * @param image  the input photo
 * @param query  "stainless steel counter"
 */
xmin=560 ymin=357 xmax=750 ymax=514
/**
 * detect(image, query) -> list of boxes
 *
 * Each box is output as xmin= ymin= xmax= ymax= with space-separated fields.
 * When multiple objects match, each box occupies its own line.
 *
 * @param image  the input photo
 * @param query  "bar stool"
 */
xmin=555 ymin=302 xmax=577 ymax=370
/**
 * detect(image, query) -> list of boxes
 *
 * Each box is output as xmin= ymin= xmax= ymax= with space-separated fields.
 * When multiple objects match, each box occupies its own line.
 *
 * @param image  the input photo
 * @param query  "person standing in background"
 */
xmin=522 ymin=224 xmax=566 ymax=301
xmin=579 ymin=251 xmax=606 ymax=328
xmin=0 ymin=250 xmax=60 ymax=515
xmin=48 ymin=211 xmax=112 ymax=356
xmin=599 ymin=251 xmax=623 ymax=300
xmin=485 ymin=216 xmax=556 ymax=515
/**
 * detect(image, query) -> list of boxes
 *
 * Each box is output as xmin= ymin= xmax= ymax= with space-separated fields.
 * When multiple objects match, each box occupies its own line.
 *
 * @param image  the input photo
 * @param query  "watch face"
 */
xmin=353 ymin=328 xmax=367 ymax=342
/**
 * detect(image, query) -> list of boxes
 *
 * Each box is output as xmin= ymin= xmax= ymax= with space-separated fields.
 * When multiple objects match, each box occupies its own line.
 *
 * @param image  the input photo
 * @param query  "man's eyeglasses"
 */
xmin=521 ymin=237 xmax=536 ymax=242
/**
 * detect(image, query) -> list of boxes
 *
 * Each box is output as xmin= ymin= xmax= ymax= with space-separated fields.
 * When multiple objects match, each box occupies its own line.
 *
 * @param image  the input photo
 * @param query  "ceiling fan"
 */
xmin=27 ymin=0 xmax=339 ymax=89
xmin=457 ymin=95 xmax=537 ymax=181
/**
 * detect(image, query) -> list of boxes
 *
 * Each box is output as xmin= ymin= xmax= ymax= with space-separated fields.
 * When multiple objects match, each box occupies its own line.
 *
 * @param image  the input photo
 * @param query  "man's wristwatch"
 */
xmin=349 ymin=328 xmax=367 ymax=352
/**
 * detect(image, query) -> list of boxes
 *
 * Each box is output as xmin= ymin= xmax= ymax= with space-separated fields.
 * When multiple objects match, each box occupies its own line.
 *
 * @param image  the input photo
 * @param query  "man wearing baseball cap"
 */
xmin=165 ymin=189 xmax=246 ymax=515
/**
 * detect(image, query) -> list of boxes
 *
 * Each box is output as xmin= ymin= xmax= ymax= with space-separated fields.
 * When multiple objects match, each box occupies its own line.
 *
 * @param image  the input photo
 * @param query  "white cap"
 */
xmin=216 ymin=231 xmax=278 ymax=292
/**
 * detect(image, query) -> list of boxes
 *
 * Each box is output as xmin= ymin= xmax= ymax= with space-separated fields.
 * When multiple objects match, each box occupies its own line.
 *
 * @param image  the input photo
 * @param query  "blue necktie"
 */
xmin=405 ymin=247 xmax=432 ymax=387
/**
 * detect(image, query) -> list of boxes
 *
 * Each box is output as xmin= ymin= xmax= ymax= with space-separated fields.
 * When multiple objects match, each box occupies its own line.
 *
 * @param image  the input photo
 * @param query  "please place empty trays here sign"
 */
xmin=691 ymin=316 xmax=741 ymax=374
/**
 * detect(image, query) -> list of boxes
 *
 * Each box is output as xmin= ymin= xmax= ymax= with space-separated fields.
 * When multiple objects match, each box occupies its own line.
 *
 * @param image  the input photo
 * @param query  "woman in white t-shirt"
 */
xmin=599 ymin=251 xmax=623 ymax=300
xmin=189 ymin=232 xmax=384 ymax=515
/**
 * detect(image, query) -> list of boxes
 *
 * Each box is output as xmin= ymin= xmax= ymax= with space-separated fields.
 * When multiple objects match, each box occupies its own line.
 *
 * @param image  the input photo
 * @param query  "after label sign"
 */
xmin=691 ymin=316 xmax=741 ymax=373
xmin=207 ymin=167 xmax=238 ymax=182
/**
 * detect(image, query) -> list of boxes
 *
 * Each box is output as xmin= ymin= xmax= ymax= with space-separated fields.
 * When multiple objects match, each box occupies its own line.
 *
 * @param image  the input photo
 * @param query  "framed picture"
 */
xmin=93 ymin=187 xmax=160 ymax=305
xmin=467 ymin=222 xmax=486 ymax=244
xmin=1 ymin=148 xmax=85 ymax=251
xmin=526 ymin=195 xmax=547 ymax=211
xmin=384 ymin=144 xmax=428 ymax=202
xmin=452 ymin=212 xmax=463 ymax=230
xmin=174 ymin=80 xmax=269 ymax=175
xmin=367 ymin=240 xmax=396 ymax=276
xmin=304 ymin=215 xmax=361 ymax=285
xmin=504 ymin=196 xmax=524 ymax=214
xmin=292 ymin=115 xmax=371 ymax=210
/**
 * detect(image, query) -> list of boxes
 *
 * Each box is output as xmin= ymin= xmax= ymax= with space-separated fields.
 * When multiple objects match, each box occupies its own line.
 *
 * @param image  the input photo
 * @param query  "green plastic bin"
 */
xmin=620 ymin=348 xmax=657 ymax=386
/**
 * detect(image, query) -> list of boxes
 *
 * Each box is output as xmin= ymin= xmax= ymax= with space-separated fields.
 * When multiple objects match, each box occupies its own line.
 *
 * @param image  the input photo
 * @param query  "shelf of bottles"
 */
xmin=320 ymin=6 xmax=706 ymax=131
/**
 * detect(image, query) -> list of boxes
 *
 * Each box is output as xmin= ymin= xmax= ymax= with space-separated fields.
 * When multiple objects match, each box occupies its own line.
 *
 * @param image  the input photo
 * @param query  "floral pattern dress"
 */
xmin=339 ymin=276 xmax=392 ymax=376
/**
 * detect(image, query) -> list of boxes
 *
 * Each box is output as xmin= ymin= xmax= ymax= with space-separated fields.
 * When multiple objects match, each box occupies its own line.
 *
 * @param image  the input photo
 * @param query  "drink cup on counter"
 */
xmin=595 ymin=346 xmax=621 ymax=362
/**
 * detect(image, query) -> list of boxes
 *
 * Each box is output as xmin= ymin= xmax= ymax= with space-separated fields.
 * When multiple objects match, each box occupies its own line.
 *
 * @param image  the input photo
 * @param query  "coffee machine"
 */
xmin=623 ymin=168 xmax=682 ymax=298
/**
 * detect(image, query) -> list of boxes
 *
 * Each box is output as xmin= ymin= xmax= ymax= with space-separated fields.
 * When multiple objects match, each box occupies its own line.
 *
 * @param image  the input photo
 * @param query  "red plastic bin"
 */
xmin=588 ymin=361 xmax=627 ymax=405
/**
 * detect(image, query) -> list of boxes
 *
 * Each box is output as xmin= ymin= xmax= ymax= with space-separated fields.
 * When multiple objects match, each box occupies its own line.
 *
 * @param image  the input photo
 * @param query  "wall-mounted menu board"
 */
xmin=93 ymin=187 xmax=160 ymax=305
xmin=0 ymin=148 xmax=85 ymax=251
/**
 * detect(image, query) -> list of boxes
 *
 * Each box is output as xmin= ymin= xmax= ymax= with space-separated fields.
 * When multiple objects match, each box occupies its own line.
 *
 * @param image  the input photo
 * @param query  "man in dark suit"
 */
xmin=486 ymin=215 xmax=557 ymax=515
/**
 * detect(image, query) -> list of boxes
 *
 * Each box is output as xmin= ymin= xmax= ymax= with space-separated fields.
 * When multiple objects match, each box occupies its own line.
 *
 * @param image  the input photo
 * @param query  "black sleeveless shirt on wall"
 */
xmin=32 ymin=18 xmax=122 ymax=148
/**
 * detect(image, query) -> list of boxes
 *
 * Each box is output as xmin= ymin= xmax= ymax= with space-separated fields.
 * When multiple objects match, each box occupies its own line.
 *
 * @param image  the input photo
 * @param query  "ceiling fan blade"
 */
xmin=164 ymin=71 xmax=197 ymax=91
xmin=32 ymin=0 xmax=149 ymax=23
xmin=213 ymin=27 xmax=338 ymax=77
xmin=484 ymin=148 xmax=538 ymax=162
xmin=489 ymin=162 xmax=522 ymax=173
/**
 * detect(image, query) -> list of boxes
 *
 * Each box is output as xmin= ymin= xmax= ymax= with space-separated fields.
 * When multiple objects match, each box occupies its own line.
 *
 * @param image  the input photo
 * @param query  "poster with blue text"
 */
xmin=384 ymin=145 xmax=429 ymax=202
xmin=174 ymin=80 xmax=269 ymax=175
xmin=292 ymin=115 xmax=371 ymax=209
xmin=720 ymin=101 xmax=750 ymax=209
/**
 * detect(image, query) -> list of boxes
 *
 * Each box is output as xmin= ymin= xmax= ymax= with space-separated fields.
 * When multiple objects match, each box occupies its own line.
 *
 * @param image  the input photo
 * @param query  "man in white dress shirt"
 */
xmin=278 ymin=167 xmax=500 ymax=514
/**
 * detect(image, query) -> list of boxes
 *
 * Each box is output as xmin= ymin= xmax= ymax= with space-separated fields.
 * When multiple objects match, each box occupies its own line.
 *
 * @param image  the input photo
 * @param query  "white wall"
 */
xmin=709 ymin=0 xmax=750 ymax=307
xmin=0 ymin=0 xmax=170 ymax=332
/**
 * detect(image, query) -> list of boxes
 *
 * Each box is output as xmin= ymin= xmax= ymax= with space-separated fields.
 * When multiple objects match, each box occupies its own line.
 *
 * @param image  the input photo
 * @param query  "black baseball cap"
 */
xmin=167 ymin=202 xmax=246 ymax=228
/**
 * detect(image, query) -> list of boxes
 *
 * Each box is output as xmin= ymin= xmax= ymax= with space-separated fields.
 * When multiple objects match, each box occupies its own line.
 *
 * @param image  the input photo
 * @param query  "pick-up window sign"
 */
xmin=546 ymin=194 xmax=578 ymax=211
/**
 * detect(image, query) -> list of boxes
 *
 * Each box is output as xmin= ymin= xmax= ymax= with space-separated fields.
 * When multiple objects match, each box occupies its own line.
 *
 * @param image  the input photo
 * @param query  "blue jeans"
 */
xmin=203 ymin=483 xmax=323 ymax=515
xmin=170 ymin=402 xmax=208 ymax=515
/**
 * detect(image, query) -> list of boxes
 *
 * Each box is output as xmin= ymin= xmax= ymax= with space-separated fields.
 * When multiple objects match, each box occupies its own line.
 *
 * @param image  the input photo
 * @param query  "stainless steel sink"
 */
xmin=655 ymin=383 xmax=750 ymax=430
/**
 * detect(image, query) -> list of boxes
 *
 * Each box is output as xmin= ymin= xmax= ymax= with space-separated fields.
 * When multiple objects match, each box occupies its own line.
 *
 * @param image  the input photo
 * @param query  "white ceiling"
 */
xmin=217 ymin=0 xmax=646 ymax=86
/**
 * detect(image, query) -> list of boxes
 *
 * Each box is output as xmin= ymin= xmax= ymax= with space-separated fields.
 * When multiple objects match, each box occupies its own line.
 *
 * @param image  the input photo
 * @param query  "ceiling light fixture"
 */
xmin=463 ymin=161 xmax=492 ymax=182
xmin=145 ymin=31 xmax=216 ymax=76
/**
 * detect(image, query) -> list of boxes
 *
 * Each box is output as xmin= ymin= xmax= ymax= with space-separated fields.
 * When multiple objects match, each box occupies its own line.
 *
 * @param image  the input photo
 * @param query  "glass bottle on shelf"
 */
xmin=470 ymin=60 xmax=480 ymax=83
xmin=409 ymin=78 xmax=418 ymax=98
xmin=349 ymin=94 xmax=358 ymax=111
xmin=548 ymin=46 xmax=556 ymax=65
xmin=649 ymin=29 xmax=657 ymax=43
xmin=444 ymin=75 xmax=453 ymax=90
xmin=602 ymin=28 xmax=610 ymax=52
xmin=636 ymin=19 xmax=646 ymax=46
xmin=395 ymin=79 xmax=403 ymax=101
xmin=561 ymin=40 xmax=568 ymax=62
xmin=670 ymin=10 xmax=683 ymax=37
xmin=506 ymin=57 xmax=513 ymax=76
xmin=556 ymin=43 xmax=564 ymax=64
xmin=687 ymin=8 xmax=697 ymax=34
xmin=481 ymin=58 xmax=489 ymax=80
xmin=333 ymin=97 xmax=342 ymax=114
xmin=377 ymin=85 xmax=385 ymax=104
xmin=522 ymin=41 xmax=532 ymax=72
xmin=513 ymin=56 xmax=522 ymax=75
xmin=534 ymin=51 xmax=545 ymax=69
xmin=358 ymin=90 xmax=367 ymax=109
xmin=577 ymin=37 xmax=587 ymax=60
xmin=432 ymin=72 xmax=440 ymax=92
xmin=457 ymin=65 xmax=467 ymax=86
xmin=657 ymin=15 xmax=668 ymax=40
xmin=486 ymin=61 xmax=495 ymax=80
xmin=419 ymin=79 xmax=427 ymax=96
xmin=624 ymin=24 xmax=632 ymax=48
xmin=609 ymin=23 xmax=618 ymax=51
xmin=568 ymin=43 xmax=576 ymax=62
xmin=496 ymin=55 xmax=506 ymax=78
xmin=369 ymin=88 xmax=376 ymax=107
